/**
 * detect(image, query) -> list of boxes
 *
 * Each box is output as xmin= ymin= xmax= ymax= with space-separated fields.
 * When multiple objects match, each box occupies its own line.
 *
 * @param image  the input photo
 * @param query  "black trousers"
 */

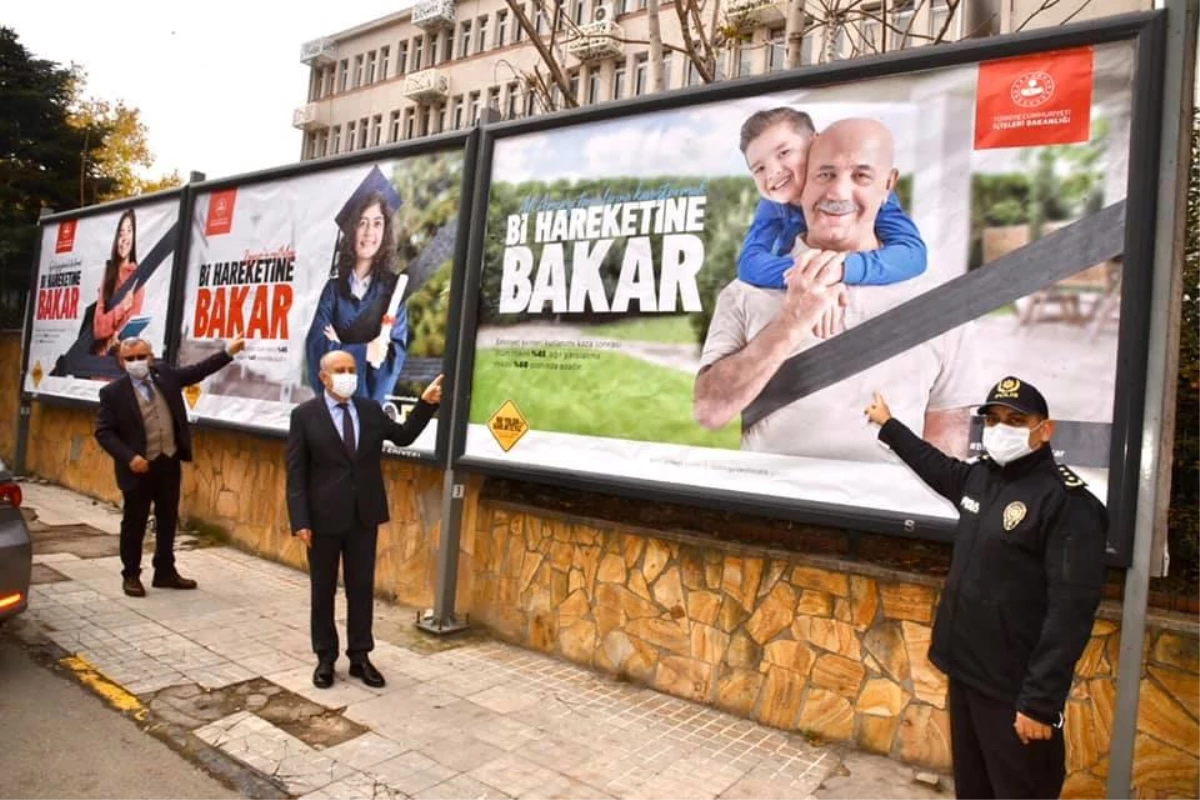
xmin=949 ymin=679 xmax=1066 ymax=800
xmin=119 ymin=455 xmax=181 ymax=579
xmin=307 ymin=525 xmax=378 ymax=663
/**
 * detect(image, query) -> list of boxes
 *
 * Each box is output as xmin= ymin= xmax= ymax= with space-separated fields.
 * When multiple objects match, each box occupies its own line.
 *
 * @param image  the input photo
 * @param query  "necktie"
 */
xmin=338 ymin=402 xmax=355 ymax=456
xmin=140 ymin=379 xmax=155 ymax=402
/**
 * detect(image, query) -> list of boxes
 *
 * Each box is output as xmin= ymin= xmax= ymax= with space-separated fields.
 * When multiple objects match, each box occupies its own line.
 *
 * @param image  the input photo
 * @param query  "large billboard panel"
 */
xmin=458 ymin=39 xmax=1147 ymax=545
xmin=177 ymin=147 xmax=467 ymax=459
xmin=24 ymin=197 xmax=182 ymax=402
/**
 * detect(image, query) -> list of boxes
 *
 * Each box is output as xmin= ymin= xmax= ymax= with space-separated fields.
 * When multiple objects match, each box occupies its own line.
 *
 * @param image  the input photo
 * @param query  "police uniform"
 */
xmin=877 ymin=377 xmax=1107 ymax=799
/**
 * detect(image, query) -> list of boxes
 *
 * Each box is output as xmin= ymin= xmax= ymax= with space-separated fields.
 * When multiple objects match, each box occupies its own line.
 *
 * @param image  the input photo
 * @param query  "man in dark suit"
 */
xmin=95 ymin=336 xmax=245 ymax=597
xmin=286 ymin=350 xmax=442 ymax=689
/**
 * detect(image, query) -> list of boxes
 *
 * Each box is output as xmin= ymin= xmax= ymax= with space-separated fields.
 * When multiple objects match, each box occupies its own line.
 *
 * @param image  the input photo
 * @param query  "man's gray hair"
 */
xmin=319 ymin=350 xmax=352 ymax=372
xmin=118 ymin=337 xmax=153 ymax=354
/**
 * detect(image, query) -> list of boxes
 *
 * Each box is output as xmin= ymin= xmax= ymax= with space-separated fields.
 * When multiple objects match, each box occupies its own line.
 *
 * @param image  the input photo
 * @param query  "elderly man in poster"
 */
xmin=694 ymin=118 xmax=979 ymax=462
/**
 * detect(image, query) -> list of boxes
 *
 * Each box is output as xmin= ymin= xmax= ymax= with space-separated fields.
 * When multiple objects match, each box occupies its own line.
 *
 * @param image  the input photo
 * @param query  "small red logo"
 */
xmin=205 ymin=189 xmax=237 ymax=236
xmin=975 ymin=47 xmax=1093 ymax=150
xmin=54 ymin=219 xmax=78 ymax=254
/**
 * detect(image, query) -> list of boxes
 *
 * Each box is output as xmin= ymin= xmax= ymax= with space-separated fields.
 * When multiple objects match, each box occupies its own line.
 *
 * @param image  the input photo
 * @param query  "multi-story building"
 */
xmin=293 ymin=0 xmax=1150 ymax=161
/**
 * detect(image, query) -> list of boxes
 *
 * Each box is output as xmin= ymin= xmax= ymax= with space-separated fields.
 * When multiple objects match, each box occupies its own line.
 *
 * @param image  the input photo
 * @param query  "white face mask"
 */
xmin=329 ymin=372 xmax=358 ymax=400
xmin=125 ymin=360 xmax=150 ymax=380
xmin=982 ymin=422 xmax=1043 ymax=466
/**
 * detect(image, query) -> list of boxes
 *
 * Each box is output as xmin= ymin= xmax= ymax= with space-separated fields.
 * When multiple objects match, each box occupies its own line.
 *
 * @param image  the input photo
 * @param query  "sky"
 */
xmin=6 ymin=1 xmax=412 ymax=182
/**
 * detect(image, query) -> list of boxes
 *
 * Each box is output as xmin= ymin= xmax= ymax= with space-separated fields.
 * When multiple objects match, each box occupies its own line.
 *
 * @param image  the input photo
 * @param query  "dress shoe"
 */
xmin=348 ymin=658 xmax=385 ymax=688
xmin=313 ymin=660 xmax=335 ymax=689
xmin=122 ymin=576 xmax=146 ymax=597
xmin=152 ymin=572 xmax=198 ymax=590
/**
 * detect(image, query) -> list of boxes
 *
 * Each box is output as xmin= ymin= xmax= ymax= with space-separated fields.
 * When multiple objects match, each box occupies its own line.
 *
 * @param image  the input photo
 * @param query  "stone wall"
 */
xmin=0 ymin=331 xmax=21 ymax=464
xmin=21 ymin=401 xmax=443 ymax=609
xmin=460 ymin=502 xmax=1200 ymax=799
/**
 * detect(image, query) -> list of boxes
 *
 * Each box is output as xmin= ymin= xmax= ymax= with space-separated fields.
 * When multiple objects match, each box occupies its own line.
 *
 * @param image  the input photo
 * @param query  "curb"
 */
xmin=14 ymin=629 xmax=291 ymax=800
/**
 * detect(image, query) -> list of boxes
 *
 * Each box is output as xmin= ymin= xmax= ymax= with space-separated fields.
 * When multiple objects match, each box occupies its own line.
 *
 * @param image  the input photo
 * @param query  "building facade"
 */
xmin=293 ymin=0 xmax=1150 ymax=160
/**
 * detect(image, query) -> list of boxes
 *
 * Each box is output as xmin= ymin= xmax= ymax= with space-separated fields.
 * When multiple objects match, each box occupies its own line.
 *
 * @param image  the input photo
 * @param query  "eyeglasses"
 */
xmin=122 ymin=354 xmax=150 ymax=362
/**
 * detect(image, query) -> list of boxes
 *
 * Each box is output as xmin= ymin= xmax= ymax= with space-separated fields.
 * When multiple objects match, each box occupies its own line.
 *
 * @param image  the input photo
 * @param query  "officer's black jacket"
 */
xmin=879 ymin=418 xmax=1108 ymax=725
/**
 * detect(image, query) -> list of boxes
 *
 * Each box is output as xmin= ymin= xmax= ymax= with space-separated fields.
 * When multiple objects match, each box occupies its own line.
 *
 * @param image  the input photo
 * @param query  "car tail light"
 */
xmin=0 ymin=592 xmax=22 ymax=610
xmin=0 ymin=483 xmax=21 ymax=508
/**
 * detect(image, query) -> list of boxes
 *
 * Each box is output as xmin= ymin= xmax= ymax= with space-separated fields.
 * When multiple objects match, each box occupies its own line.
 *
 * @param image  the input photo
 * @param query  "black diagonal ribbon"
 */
xmin=741 ymin=201 xmax=1126 ymax=429
xmin=106 ymin=221 xmax=180 ymax=308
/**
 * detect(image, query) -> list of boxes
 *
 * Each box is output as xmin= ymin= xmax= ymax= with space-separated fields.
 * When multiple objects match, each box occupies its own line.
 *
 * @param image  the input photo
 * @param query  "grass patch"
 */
xmin=470 ymin=346 xmax=739 ymax=449
xmin=584 ymin=315 xmax=698 ymax=344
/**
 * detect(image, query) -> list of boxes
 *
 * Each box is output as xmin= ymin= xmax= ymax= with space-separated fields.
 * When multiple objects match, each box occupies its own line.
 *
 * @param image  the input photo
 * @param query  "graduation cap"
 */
xmin=334 ymin=165 xmax=403 ymax=232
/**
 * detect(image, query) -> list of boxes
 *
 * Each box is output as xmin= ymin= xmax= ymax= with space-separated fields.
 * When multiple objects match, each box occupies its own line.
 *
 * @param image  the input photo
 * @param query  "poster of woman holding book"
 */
xmin=91 ymin=208 xmax=148 ymax=355
xmin=304 ymin=166 xmax=410 ymax=405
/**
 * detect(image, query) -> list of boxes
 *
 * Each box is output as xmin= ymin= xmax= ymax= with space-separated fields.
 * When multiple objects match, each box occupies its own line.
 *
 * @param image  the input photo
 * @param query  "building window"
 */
xmin=587 ymin=68 xmax=601 ymax=104
xmin=506 ymin=82 xmax=520 ymax=117
xmin=930 ymin=0 xmax=951 ymax=38
xmin=345 ymin=121 xmax=356 ymax=152
xmin=477 ymin=16 xmax=488 ymax=51
xmin=460 ymin=21 xmax=471 ymax=58
xmin=634 ymin=54 xmax=648 ymax=95
xmin=308 ymin=69 xmax=321 ymax=102
xmin=397 ymin=42 xmax=408 ymax=74
xmin=323 ymin=67 xmax=335 ymax=96
xmin=338 ymin=59 xmax=349 ymax=92
xmin=662 ymin=53 xmax=673 ymax=89
xmin=535 ymin=7 xmax=546 ymax=34
xmin=573 ymin=0 xmax=585 ymax=24
xmin=737 ymin=44 xmax=754 ymax=77
xmin=488 ymin=85 xmax=501 ymax=113
xmin=469 ymin=91 xmax=481 ymax=123
xmin=419 ymin=107 xmax=430 ymax=137
xmin=566 ymin=70 xmax=579 ymax=103
xmin=430 ymin=34 xmax=440 ymax=65
xmin=356 ymin=117 xmax=366 ymax=149
xmin=414 ymin=37 xmax=424 ymax=70
xmin=389 ymin=110 xmax=401 ymax=142
xmin=380 ymin=46 xmax=390 ymax=79
xmin=372 ymin=114 xmax=383 ymax=146
xmin=353 ymin=55 xmax=364 ymax=88
xmin=331 ymin=125 xmax=342 ymax=154
xmin=638 ymin=0 xmax=647 ymax=9
xmin=613 ymin=64 xmax=626 ymax=100
xmin=524 ymin=88 xmax=536 ymax=115
xmin=767 ymin=28 xmax=784 ymax=70
xmin=685 ymin=60 xmax=702 ymax=86
xmin=496 ymin=12 xmax=508 ymax=47
xmin=367 ymin=51 xmax=377 ymax=83
xmin=318 ymin=130 xmax=329 ymax=157
xmin=452 ymin=96 xmax=464 ymax=128
xmin=404 ymin=108 xmax=415 ymax=139
xmin=615 ymin=0 xmax=627 ymax=14
xmin=891 ymin=4 xmax=915 ymax=49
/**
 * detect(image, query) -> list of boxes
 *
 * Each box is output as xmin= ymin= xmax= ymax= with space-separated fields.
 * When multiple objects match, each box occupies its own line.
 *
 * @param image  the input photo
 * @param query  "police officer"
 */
xmin=865 ymin=376 xmax=1107 ymax=800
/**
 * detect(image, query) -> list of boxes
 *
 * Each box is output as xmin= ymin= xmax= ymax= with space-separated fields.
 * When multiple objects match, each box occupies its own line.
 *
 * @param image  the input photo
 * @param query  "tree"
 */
xmin=0 ymin=27 xmax=101 ymax=327
xmin=67 ymin=79 xmax=182 ymax=202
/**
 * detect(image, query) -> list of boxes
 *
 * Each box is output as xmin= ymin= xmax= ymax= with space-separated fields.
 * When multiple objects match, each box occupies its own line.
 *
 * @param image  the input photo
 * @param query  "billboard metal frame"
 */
xmin=448 ymin=11 xmax=1168 ymax=566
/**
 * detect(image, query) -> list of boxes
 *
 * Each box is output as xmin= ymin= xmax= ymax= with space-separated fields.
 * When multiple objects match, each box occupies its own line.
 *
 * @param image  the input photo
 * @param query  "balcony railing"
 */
xmin=568 ymin=20 xmax=625 ymax=62
xmin=292 ymin=103 xmax=328 ymax=131
xmin=299 ymin=37 xmax=335 ymax=66
xmin=412 ymin=0 xmax=457 ymax=31
xmin=723 ymin=0 xmax=785 ymax=30
xmin=403 ymin=69 xmax=450 ymax=102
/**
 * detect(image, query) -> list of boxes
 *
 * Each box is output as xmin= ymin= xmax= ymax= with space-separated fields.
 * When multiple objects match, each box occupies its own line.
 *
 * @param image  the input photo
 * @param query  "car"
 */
xmin=0 ymin=458 xmax=31 ymax=626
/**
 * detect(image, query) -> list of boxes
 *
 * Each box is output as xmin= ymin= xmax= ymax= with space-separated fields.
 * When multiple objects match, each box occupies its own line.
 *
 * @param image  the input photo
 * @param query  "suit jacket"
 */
xmin=94 ymin=351 xmax=233 ymax=492
xmin=286 ymin=394 xmax=437 ymax=536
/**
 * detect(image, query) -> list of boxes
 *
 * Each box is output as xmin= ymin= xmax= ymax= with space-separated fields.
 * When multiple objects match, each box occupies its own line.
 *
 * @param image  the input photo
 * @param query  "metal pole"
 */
xmin=416 ymin=108 xmax=501 ymax=636
xmin=1107 ymin=1 xmax=1197 ymax=796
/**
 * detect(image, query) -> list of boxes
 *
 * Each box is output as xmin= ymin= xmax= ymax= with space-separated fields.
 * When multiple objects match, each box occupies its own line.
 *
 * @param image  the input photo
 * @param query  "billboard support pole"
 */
xmin=14 ymin=207 xmax=55 ymax=477
xmin=1106 ymin=0 xmax=1197 ymax=797
xmin=417 ymin=109 xmax=502 ymax=637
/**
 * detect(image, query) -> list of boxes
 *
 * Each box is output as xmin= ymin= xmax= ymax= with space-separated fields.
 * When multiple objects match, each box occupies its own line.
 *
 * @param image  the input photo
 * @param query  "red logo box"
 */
xmin=205 ymin=189 xmax=238 ymax=236
xmin=54 ymin=219 xmax=78 ymax=254
xmin=974 ymin=46 xmax=1094 ymax=150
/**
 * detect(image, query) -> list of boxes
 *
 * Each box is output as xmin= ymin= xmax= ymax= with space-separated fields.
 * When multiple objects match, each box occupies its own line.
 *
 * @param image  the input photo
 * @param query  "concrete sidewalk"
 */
xmin=12 ymin=482 xmax=950 ymax=800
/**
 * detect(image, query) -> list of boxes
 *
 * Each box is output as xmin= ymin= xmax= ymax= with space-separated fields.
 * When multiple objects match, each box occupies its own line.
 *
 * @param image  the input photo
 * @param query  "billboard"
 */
xmin=176 ymin=145 xmax=468 ymax=459
xmin=24 ymin=196 xmax=182 ymax=402
xmin=456 ymin=36 xmax=1154 ymax=547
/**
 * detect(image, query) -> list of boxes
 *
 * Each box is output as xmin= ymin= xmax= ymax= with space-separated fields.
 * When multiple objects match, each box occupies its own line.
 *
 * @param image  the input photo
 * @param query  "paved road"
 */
xmin=0 ymin=634 xmax=240 ymax=800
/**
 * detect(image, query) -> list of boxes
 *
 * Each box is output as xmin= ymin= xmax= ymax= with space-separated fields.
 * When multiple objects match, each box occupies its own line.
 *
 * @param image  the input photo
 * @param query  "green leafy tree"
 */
xmin=0 ymin=27 xmax=101 ymax=327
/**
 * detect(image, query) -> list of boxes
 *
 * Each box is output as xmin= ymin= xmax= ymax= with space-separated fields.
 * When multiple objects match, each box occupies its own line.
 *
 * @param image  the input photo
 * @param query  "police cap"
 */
xmin=979 ymin=376 xmax=1049 ymax=418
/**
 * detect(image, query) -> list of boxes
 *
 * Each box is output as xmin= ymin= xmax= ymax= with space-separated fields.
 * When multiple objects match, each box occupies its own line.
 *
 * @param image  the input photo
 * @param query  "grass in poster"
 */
xmin=470 ymin=347 xmax=739 ymax=449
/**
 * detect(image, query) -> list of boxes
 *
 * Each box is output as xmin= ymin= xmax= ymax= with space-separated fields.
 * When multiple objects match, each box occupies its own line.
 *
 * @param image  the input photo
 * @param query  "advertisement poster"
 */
xmin=24 ymin=198 xmax=181 ymax=401
xmin=462 ymin=41 xmax=1135 ymax=522
xmin=177 ymin=151 xmax=464 ymax=456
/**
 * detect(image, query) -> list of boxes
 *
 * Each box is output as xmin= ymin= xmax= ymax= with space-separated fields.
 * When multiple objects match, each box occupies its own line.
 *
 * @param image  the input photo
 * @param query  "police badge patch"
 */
xmin=1003 ymin=501 xmax=1028 ymax=531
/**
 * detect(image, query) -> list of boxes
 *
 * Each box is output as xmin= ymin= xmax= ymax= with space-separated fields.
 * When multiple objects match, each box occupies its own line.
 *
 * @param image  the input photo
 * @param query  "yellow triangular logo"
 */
xmin=31 ymin=361 xmax=44 ymax=388
xmin=184 ymin=384 xmax=202 ymax=409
